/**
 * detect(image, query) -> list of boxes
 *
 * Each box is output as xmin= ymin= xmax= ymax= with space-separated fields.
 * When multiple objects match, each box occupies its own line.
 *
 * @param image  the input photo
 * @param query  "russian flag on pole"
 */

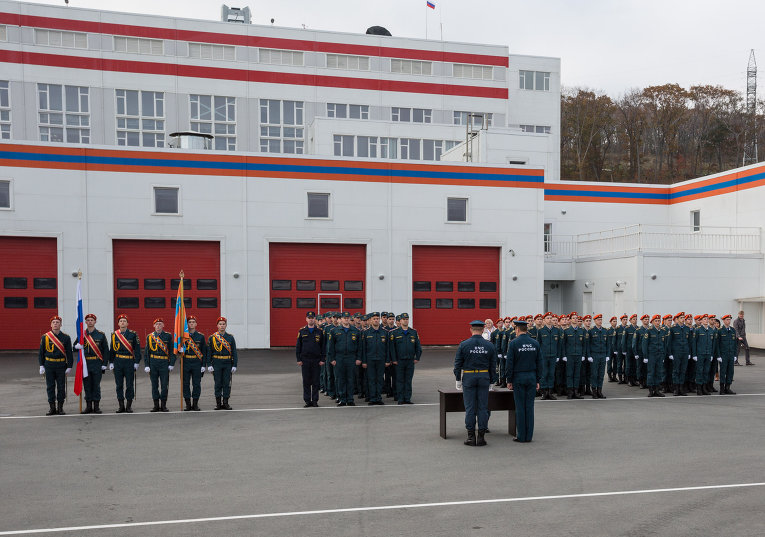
xmin=426 ymin=1 xmax=435 ymax=8
xmin=173 ymin=272 xmax=189 ymax=355
xmin=73 ymin=277 xmax=87 ymax=396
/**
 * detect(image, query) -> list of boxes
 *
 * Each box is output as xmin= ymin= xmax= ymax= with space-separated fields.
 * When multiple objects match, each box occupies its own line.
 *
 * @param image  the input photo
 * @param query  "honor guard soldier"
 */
xmin=207 ymin=317 xmax=238 ymax=410
xmin=588 ymin=314 xmax=610 ymax=399
xmin=708 ymin=315 xmax=720 ymax=392
xmin=74 ymin=313 xmax=109 ymax=414
xmin=561 ymin=314 xmax=587 ymax=399
xmin=641 ymin=315 xmax=667 ymax=397
xmin=692 ymin=314 xmax=717 ymax=395
xmin=322 ymin=313 xmax=337 ymax=401
xmin=38 ymin=315 xmax=74 ymax=416
xmin=686 ymin=315 xmax=699 ymax=391
xmin=668 ymin=312 xmax=691 ymax=396
xmin=182 ymin=315 xmax=207 ymax=411
xmin=635 ymin=314 xmax=650 ymax=389
xmin=327 ymin=312 xmax=362 ymax=406
xmin=384 ymin=313 xmax=398 ymax=399
xmin=454 ymin=320 xmax=497 ymax=447
xmin=361 ymin=312 xmax=389 ymax=405
xmin=537 ymin=312 xmax=561 ymax=400
xmin=580 ymin=315 xmax=593 ymax=396
xmin=296 ymin=311 xmax=325 ymax=407
xmin=505 ymin=319 xmax=541 ymax=443
xmin=389 ymin=313 xmax=422 ymax=404
xmin=144 ymin=318 xmax=175 ymax=412
xmin=109 ymin=314 xmax=141 ymax=413
xmin=624 ymin=314 xmax=639 ymax=386
xmin=717 ymin=315 xmax=737 ymax=395
xmin=615 ymin=315 xmax=628 ymax=384
xmin=606 ymin=316 xmax=617 ymax=382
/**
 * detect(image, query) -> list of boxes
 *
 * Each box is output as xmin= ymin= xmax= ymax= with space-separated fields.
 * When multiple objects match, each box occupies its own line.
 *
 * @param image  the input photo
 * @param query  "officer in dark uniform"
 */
xmin=615 ymin=314 xmax=628 ymax=383
xmin=692 ymin=314 xmax=716 ymax=395
xmin=389 ymin=312 xmax=422 ymax=404
xmin=362 ymin=312 xmax=389 ymax=405
xmin=624 ymin=314 xmax=639 ymax=386
xmin=296 ymin=311 xmax=325 ymax=407
xmin=505 ymin=319 xmax=541 ymax=443
xmin=182 ymin=315 xmax=207 ymax=411
xmin=668 ymin=312 xmax=691 ymax=396
xmin=353 ymin=313 xmax=366 ymax=399
xmin=588 ymin=314 xmax=610 ymax=399
xmin=537 ymin=312 xmax=561 ymax=400
xmin=317 ymin=314 xmax=326 ymax=393
xmin=635 ymin=314 xmax=650 ymax=389
xmin=109 ymin=313 xmax=141 ymax=413
xmin=74 ymin=313 xmax=109 ymax=414
xmin=455 ymin=320 xmax=497 ymax=446
xmin=383 ymin=313 xmax=397 ymax=399
xmin=327 ymin=312 xmax=362 ymax=406
xmin=561 ymin=314 xmax=587 ymax=399
xmin=207 ymin=316 xmax=238 ymax=410
xmin=717 ymin=314 xmax=737 ymax=395
xmin=38 ymin=315 xmax=74 ymax=416
xmin=322 ymin=313 xmax=337 ymax=401
xmin=144 ymin=318 xmax=175 ymax=412
xmin=642 ymin=315 xmax=666 ymax=397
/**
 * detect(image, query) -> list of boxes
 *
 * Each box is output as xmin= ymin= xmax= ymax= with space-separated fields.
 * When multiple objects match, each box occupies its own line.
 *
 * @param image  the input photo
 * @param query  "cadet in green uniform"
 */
xmin=717 ymin=315 xmax=737 ymax=395
xmin=74 ymin=313 xmax=109 ymax=414
xmin=389 ymin=313 xmax=422 ymax=404
xmin=322 ymin=313 xmax=338 ymax=401
xmin=362 ymin=312 xmax=389 ymax=405
xmin=505 ymin=319 xmax=541 ymax=443
xmin=668 ymin=312 xmax=691 ymax=396
xmin=327 ymin=312 xmax=362 ymax=406
xmin=615 ymin=315 xmax=628 ymax=383
xmin=561 ymin=314 xmax=587 ymax=399
xmin=580 ymin=315 xmax=593 ymax=395
xmin=634 ymin=314 xmax=650 ymax=389
xmin=624 ymin=314 xmax=638 ymax=386
xmin=296 ymin=311 xmax=325 ymax=407
xmin=554 ymin=315 xmax=568 ymax=395
xmin=455 ymin=320 xmax=497 ymax=446
xmin=588 ymin=314 xmax=610 ymax=399
xmin=708 ymin=316 xmax=720 ymax=392
xmin=109 ymin=314 xmax=141 ymax=413
xmin=641 ymin=315 xmax=666 ymax=397
xmin=685 ymin=314 xmax=698 ymax=391
xmin=144 ymin=318 xmax=175 ymax=412
xmin=182 ymin=315 xmax=207 ymax=411
xmin=38 ymin=315 xmax=74 ymax=416
xmin=692 ymin=314 xmax=716 ymax=395
xmin=207 ymin=316 xmax=238 ymax=410
xmin=537 ymin=312 xmax=561 ymax=400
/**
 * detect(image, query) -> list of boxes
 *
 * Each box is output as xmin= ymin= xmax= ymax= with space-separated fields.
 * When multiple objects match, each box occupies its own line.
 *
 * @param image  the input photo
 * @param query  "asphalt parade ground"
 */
xmin=1 ymin=348 xmax=764 ymax=537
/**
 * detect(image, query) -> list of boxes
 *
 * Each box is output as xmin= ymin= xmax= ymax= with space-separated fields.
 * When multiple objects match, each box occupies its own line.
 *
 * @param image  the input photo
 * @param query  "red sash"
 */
xmin=84 ymin=332 xmax=104 ymax=361
xmin=150 ymin=333 xmax=169 ymax=354
xmin=213 ymin=332 xmax=231 ymax=353
xmin=45 ymin=331 xmax=67 ymax=356
xmin=114 ymin=331 xmax=134 ymax=355
xmin=186 ymin=337 xmax=203 ymax=359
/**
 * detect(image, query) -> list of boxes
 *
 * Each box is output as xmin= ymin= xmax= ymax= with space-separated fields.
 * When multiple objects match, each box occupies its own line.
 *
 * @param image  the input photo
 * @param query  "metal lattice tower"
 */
xmin=743 ymin=49 xmax=758 ymax=166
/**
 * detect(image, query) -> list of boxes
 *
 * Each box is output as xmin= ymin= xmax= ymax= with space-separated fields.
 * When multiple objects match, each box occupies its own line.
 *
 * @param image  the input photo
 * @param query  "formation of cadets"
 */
xmin=295 ymin=311 xmax=422 ymax=407
xmin=488 ymin=311 xmax=743 ymax=400
xmin=37 ymin=313 xmax=238 ymax=415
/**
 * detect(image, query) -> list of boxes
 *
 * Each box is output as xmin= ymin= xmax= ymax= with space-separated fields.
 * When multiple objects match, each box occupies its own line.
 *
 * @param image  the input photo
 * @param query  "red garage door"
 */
xmin=113 ymin=240 xmax=220 ymax=340
xmin=412 ymin=245 xmax=500 ymax=345
xmin=269 ymin=243 xmax=366 ymax=346
xmin=0 ymin=237 xmax=58 ymax=350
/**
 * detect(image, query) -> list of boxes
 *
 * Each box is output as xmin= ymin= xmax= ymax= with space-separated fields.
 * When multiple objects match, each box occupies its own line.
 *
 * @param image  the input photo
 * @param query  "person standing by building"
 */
xmin=323 ymin=312 xmax=338 ymax=402
xmin=537 ymin=312 xmax=561 ymax=400
xmin=588 ymin=314 xmax=610 ymax=399
xmin=296 ymin=311 xmax=325 ymax=407
xmin=454 ymin=320 xmax=497 ymax=447
xmin=692 ymin=314 xmax=717 ymax=396
xmin=74 ymin=313 xmax=109 ymax=414
xmin=109 ymin=314 xmax=141 ymax=413
xmin=562 ymin=313 xmax=586 ymax=399
xmin=482 ymin=318 xmax=494 ymax=341
xmin=505 ymin=319 xmax=541 ymax=443
xmin=668 ymin=312 xmax=691 ymax=396
xmin=327 ymin=312 xmax=361 ymax=406
xmin=145 ymin=318 xmax=175 ymax=412
xmin=362 ymin=312 xmax=389 ymax=406
xmin=207 ymin=317 xmax=238 ymax=410
xmin=389 ymin=312 xmax=422 ymax=404
xmin=641 ymin=315 xmax=666 ymax=397
xmin=733 ymin=311 xmax=753 ymax=366
xmin=182 ymin=315 xmax=207 ymax=411
xmin=717 ymin=314 xmax=738 ymax=394
xmin=38 ymin=315 xmax=74 ymax=416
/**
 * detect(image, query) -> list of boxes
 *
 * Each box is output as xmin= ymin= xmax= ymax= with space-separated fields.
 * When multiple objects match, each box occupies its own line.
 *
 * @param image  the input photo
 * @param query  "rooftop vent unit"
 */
xmin=168 ymin=132 xmax=214 ymax=150
xmin=221 ymin=5 xmax=252 ymax=24
xmin=366 ymin=26 xmax=391 ymax=36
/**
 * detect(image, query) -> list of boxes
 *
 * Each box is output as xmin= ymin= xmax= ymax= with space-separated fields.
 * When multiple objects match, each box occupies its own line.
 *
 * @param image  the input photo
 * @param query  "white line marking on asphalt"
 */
xmin=0 ymin=482 xmax=763 ymax=535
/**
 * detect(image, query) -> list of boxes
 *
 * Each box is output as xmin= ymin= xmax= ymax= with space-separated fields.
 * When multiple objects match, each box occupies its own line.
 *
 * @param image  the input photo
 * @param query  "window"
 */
xmin=479 ymin=281 xmax=497 ymax=292
xmin=35 ymin=29 xmax=87 ymax=49
xmin=400 ymin=138 xmax=420 ymax=160
xmin=320 ymin=297 xmax=340 ymax=310
xmin=3 ymin=277 xmax=26 ymax=289
xmin=271 ymin=298 xmax=292 ymax=308
xmin=458 ymin=298 xmax=475 ymax=309
xmin=391 ymin=58 xmax=432 ymax=75
xmin=271 ymin=280 xmax=292 ymax=290
xmin=0 ymin=25 xmax=6 ymax=42
xmin=458 ymin=282 xmax=475 ymax=292
xmin=114 ymin=36 xmax=163 ymax=55
xmin=453 ymin=63 xmax=493 ymax=80
xmin=143 ymin=278 xmax=165 ymax=290
xmin=519 ymin=70 xmax=550 ymax=91
xmin=413 ymin=298 xmax=431 ymax=309
xmin=0 ymin=80 xmax=9 ymax=140
xmin=544 ymin=223 xmax=552 ymax=253
xmin=422 ymin=139 xmax=443 ymax=161
xmin=0 ymin=180 xmax=9 ymax=209
xmin=197 ymin=297 xmax=218 ymax=308
xmin=479 ymin=298 xmax=497 ymax=309
xmin=453 ymin=111 xmax=493 ymax=127
xmin=190 ymin=95 xmax=236 ymax=151
xmin=327 ymin=54 xmax=370 ymax=71
xmin=357 ymin=136 xmax=377 ymax=158
xmin=34 ymin=297 xmax=58 ymax=309
xmin=34 ymin=278 xmax=56 ymax=289
xmin=447 ymin=197 xmax=468 ymax=222
xmin=154 ymin=187 xmax=179 ymax=214
xmin=333 ymin=135 xmax=355 ymax=157
xmin=392 ymin=107 xmax=431 ymax=123
xmin=260 ymin=99 xmax=304 ymax=154
xmin=259 ymin=48 xmax=303 ymax=66
xmin=307 ymin=192 xmax=330 ymax=218
xmin=344 ymin=281 xmax=364 ymax=291
xmin=296 ymin=280 xmax=316 ymax=291
xmin=116 ymin=90 xmax=164 ymax=147
xmin=144 ymin=297 xmax=166 ymax=309
xmin=436 ymin=298 xmax=453 ymax=309
xmin=691 ymin=210 xmax=701 ymax=232
xmin=327 ymin=103 xmax=369 ymax=119
xmin=296 ymin=298 xmax=316 ymax=309
xmin=4 ymin=297 xmax=27 ymax=308
xmin=38 ymin=84 xmax=90 ymax=143
xmin=170 ymin=279 xmax=191 ymax=290
xmin=435 ymin=281 xmax=453 ymax=292
xmin=116 ymin=278 xmax=139 ymax=290
xmin=413 ymin=281 xmax=431 ymax=292
xmin=189 ymin=42 xmax=235 ymax=61
xmin=116 ymin=297 xmax=139 ymax=308
xmin=344 ymin=298 xmax=364 ymax=309
xmin=197 ymin=279 xmax=218 ymax=290
xmin=380 ymin=137 xmax=397 ymax=159
xmin=520 ymin=124 xmax=551 ymax=134
xmin=320 ymin=280 xmax=340 ymax=291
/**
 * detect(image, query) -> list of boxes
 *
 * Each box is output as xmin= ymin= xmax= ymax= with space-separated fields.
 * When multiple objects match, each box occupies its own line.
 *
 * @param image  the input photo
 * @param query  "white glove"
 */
xmin=688 ymin=355 xmax=691 ymax=360
xmin=606 ymin=356 xmax=610 ymax=362
xmin=710 ymin=356 xmax=714 ymax=362
xmin=717 ymin=357 xmax=722 ymax=363
xmin=456 ymin=380 xmax=462 ymax=391
xmin=622 ymin=352 xmax=627 ymax=356
xmin=133 ymin=363 xmax=138 ymax=370
xmin=643 ymin=358 xmax=648 ymax=364
xmin=74 ymin=343 xmax=83 ymax=350
xmin=101 ymin=366 xmax=106 ymax=372
xmin=207 ymin=366 xmax=214 ymax=372
xmin=581 ymin=356 xmax=585 ymax=362
xmin=562 ymin=356 xmax=567 ymax=362
xmin=65 ymin=368 xmax=71 ymax=374
xmin=587 ymin=357 xmax=593 ymax=363
xmin=498 ymin=354 xmax=503 ymax=359
xmin=144 ymin=366 xmax=150 ymax=373
xmin=110 ymin=363 xmax=115 ymax=371
xmin=556 ymin=358 xmax=560 ymax=362
xmin=201 ymin=366 xmax=206 ymax=373
xmin=669 ymin=355 xmax=674 ymax=360
xmin=488 ymin=384 xmax=494 ymax=391
xmin=231 ymin=367 xmax=237 ymax=373
xmin=39 ymin=365 xmax=45 ymax=375
xmin=168 ymin=365 xmax=174 ymax=371
xmin=693 ymin=356 xmax=697 ymax=362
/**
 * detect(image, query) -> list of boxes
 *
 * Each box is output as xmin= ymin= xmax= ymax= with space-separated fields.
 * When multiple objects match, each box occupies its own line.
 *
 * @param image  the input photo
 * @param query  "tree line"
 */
xmin=560 ymin=84 xmax=765 ymax=184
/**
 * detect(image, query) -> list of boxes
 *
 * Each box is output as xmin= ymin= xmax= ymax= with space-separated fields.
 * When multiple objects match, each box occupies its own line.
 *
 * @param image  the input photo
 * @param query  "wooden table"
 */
xmin=438 ymin=387 xmax=516 ymax=439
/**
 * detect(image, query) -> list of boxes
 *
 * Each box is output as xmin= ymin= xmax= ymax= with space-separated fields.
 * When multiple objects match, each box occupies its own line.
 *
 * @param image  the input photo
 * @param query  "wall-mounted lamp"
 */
xmin=615 ymin=280 xmax=626 ymax=288
xmin=512 ymin=275 xmax=518 ymax=281
xmin=650 ymin=274 xmax=657 ymax=280
xmin=233 ymin=272 xmax=240 ymax=279
xmin=561 ymin=210 xmax=567 ymax=215
xmin=378 ymin=274 xmax=385 ymax=280
xmin=584 ymin=281 xmax=594 ymax=288
xmin=508 ymin=249 xmax=516 ymax=257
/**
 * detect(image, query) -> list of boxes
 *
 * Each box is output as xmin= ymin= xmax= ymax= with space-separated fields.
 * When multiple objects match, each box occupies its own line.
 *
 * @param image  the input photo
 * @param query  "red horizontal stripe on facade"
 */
xmin=0 ymin=12 xmax=509 ymax=67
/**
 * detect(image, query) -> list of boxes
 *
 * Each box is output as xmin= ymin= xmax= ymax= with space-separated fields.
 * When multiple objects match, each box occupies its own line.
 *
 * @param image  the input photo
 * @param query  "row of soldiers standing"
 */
xmin=489 ymin=311 xmax=739 ymax=400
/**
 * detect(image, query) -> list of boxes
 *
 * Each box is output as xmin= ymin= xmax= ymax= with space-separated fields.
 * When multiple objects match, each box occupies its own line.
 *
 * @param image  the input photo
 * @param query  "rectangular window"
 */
xmin=436 ymin=298 xmax=453 ymax=309
xmin=143 ymin=278 xmax=165 ymax=290
xmin=380 ymin=138 xmax=397 ymax=159
xmin=197 ymin=297 xmax=218 ymax=308
xmin=457 ymin=282 xmax=475 ymax=292
xmin=296 ymin=298 xmax=316 ymax=309
xmin=197 ymin=279 xmax=218 ymax=290
xmin=260 ymin=99 xmax=304 ymax=154
xmin=35 ymin=29 xmax=87 ymax=49
xmin=4 ymin=297 xmax=28 ymax=308
xmin=392 ymin=107 xmax=431 ymax=124
xmin=116 ymin=89 xmax=164 ymax=147
xmin=520 ymin=70 xmax=550 ymax=91
xmin=691 ymin=210 xmax=701 ymax=232
xmin=154 ymin=187 xmax=179 ymax=214
xmin=170 ymin=278 xmax=191 ymax=290
xmin=453 ymin=63 xmax=493 ymax=80
xmin=422 ymin=139 xmax=443 ymax=161
xmin=458 ymin=298 xmax=475 ymax=309
xmin=333 ymin=135 xmax=355 ymax=157
xmin=535 ymin=125 xmax=551 ymax=134
xmin=357 ymin=136 xmax=377 ymax=158
xmin=413 ymin=281 xmax=432 ymax=292
xmin=116 ymin=278 xmax=139 ymax=290
xmin=0 ymin=180 xmax=9 ymax=208
xmin=307 ymin=192 xmax=330 ymax=218
xmin=400 ymin=138 xmax=420 ymax=160
xmin=190 ymin=94 xmax=236 ymax=151
xmin=144 ymin=297 xmax=166 ymax=309
xmin=34 ymin=297 xmax=58 ymax=309
xmin=296 ymin=280 xmax=316 ymax=291
xmin=259 ymin=48 xmax=303 ymax=66
xmin=320 ymin=297 xmax=340 ymax=310
xmin=271 ymin=297 xmax=292 ymax=308
xmin=544 ymin=223 xmax=552 ymax=253
xmin=271 ymin=279 xmax=292 ymax=290
xmin=33 ymin=278 xmax=57 ymax=289
xmin=3 ymin=277 xmax=26 ymax=289
xmin=344 ymin=280 xmax=364 ymax=291
xmin=413 ymin=298 xmax=431 ymax=309
xmin=327 ymin=103 xmax=369 ymax=119
xmin=447 ymin=197 xmax=468 ymax=222
xmin=436 ymin=281 xmax=453 ymax=292
xmin=116 ymin=297 xmax=139 ymax=308
xmin=453 ymin=111 xmax=493 ymax=127
xmin=320 ymin=280 xmax=340 ymax=291
xmin=326 ymin=54 xmax=370 ymax=71
xmin=114 ymin=36 xmax=163 ymax=55
xmin=189 ymin=42 xmax=235 ymax=61
xmin=38 ymin=84 xmax=90 ymax=144
xmin=0 ymin=80 xmax=9 ymax=140
xmin=479 ymin=281 xmax=497 ymax=292
xmin=391 ymin=58 xmax=432 ymax=75
xmin=327 ymin=103 xmax=347 ymax=119
xmin=344 ymin=298 xmax=364 ymax=309
xmin=479 ymin=298 xmax=497 ymax=309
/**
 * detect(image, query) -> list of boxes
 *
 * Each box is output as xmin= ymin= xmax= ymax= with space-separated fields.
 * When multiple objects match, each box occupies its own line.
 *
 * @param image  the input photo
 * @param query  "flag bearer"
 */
xmin=361 ymin=312 xmax=389 ymax=405
xmin=207 ymin=317 xmax=238 ymax=410
xmin=74 ymin=313 xmax=109 ymax=414
xmin=717 ymin=315 xmax=738 ymax=395
xmin=109 ymin=314 xmax=141 ymax=413
xmin=182 ymin=315 xmax=207 ymax=411
xmin=389 ymin=312 xmax=422 ymax=404
xmin=38 ymin=315 xmax=74 ymax=416
xmin=144 ymin=318 xmax=175 ymax=412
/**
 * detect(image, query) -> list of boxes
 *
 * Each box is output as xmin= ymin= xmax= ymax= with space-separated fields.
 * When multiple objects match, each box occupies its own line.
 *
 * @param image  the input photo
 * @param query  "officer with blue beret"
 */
xmin=505 ymin=319 xmax=541 ymax=443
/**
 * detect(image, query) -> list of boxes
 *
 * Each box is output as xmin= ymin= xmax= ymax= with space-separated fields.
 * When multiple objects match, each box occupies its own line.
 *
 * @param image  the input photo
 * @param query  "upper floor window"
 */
xmin=38 ymin=84 xmax=89 ymax=144
xmin=447 ymin=197 xmax=468 ymax=222
xmin=116 ymin=89 xmax=164 ymax=147
xmin=260 ymin=99 xmax=304 ymax=154
xmin=189 ymin=42 xmax=235 ymax=61
xmin=454 ymin=111 xmax=493 ymax=127
xmin=0 ymin=80 xmax=9 ymax=140
xmin=260 ymin=48 xmax=303 ymax=66
xmin=307 ymin=193 xmax=330 ymax=218
xmin=453 ymin=63 xmax=493 ymax=80
xmin=691 ymin=210 xmax=701 ymax=232
xmin=520 ymin=124 xmax=551 ymax=134
xmin=327 ymin=54 xmax=370 ymax=71
xmin=391 ymin=59 xmax=432 ymax=75
xmin=190 ymin=95 xmax=236 ymax=151
xmin=154 ymin=186 xmax=179 ymax=215
xmin=0 ymin=25 xmax=7 ymax=42
xmin=392 ymin=107 xmax=431 ymax=123
xmin=327 ymin=103 xmax=369 ymax=120
xmin=0 ymin=180 xmax=10 ymax=209
xmin=519 ymin=70 xmax=550 ymax=91
xmin=114 ymin=36 xmax=163 ymax=55
xmin=35 ymin=29 xmax=87 ymax=49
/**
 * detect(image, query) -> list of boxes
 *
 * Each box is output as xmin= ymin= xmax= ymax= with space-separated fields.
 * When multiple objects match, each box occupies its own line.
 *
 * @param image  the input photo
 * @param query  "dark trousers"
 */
xmin=555 ymin=360 xmax=566 ymax=388
xmin=695 ymin=355 xmax=712 ymax=385
xmin=614 ymin=351 xmax=625 ymax=376
xmin=512 ymin=371 xmax=537 ymax=442
xmin=325 ymin=362 xmax=336 ymax=397
xmin=113 ymin=359 xmax=135 ymax=401
xmin=539 ymin=356 xmax=556 ymax=389
xmin=625 ymin=352 xmax=636 ymax=378
xmin=590 ymin=355 xmax=606 ymax=389
xmin=334 ymin=359 xmax=356 ymax=404
xmin=301 ymin=359 xmax=320 ymax=403
xmin=83 ymin=360 xmax=103 ymax=401
xmin=149 ymin=359 xmax=170 ymax=400
xmin=396 ymin=360 xmax=415 ymax=403
xmin=384 ymin=362 xmax=396 ymax=396
xmin=646 ymin=354 xmax=664 ymax=387
xmin=366 ymin=361 xmax=385 ymax=402
xmin=45 ymin=365 xmax=66 ymax=403
xmin=720 ymin=357 xmax=735 ymax=385
xmin=213 ymin=363 xmax=232 ymax=398
xmin=566 ymin=357 xmax=582 ymax=388
xmin=462 ymin=372 xmax=489 ymax=431
xmin=580 ymin=359 xmax=591 ymax=389
xmin=182 ymin=358 xmax=202 ymax=399
xmin=672 ymin=354 xmax=689 ymax=385
xmin=738 ymin=337 xmax=751 ymax=363
xmin=708 ymin=355 xmax=718 ymax=384
xmin=319 ymin=363 xmax=326 ymax=390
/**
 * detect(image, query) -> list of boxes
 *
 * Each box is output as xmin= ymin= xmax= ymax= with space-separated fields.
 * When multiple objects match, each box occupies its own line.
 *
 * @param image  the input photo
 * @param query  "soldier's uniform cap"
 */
xmin=187 ymin=315 xmax=197 ymax=321
xmin=722 ymin=314 xmax=732 ymax=320
xmin=117 ymin=313 xmax=128 ymax=322
xmin=674 ymin=312 xmax=685 ymax=319
xmin=85 ymin=313 xmax=97 ymax=321
xmin=700 ymin=313 xmax=709 ymax=319
xmin=593 ymin=314 xmax=602 ymax=320
xmin=216 ymin=316 xmax=227 ymax=323
xmin=380 ymin=311 xmax=388 ymax=317
xmin=395 ymin=314 xmax=401 ymax=321
xmin=630 ymin=314 xmax=638 ymax=320
xmin=514 ymin=319 xmax=529 ymax=327
xmin=544 ymin=312 xmax=554 ymax=317
xmin=708 ymin=314 xmax=716 ymax=318
xmin=570 ymin=311 xmax=578 ymax=317
xmin=651 ymin=314 xmax=661 ymax=322
xmin=370 ymin=312 xmax=381 ymax=318
xmin=534 ymin=314 xmax=543 ymax=320
xmin=639 ymin=314 xmax=649 ymax=320
xmin=509 ymin=316 xmax=517 ymax=322
xmin=50 ymin=315 xmax=62 ymax=322
xmin=332 ymin=312 xmax=340 ymax=318
xmin=306 ymin=311 xmax=316 ymax=318
xmin=353 ymin=312 xmax=361 ymax=319
xmin=620 ymin=314 xmax=628 ymax=320
xmin=400 ymin=313 xmax=409 ymax=319
xmin=495 ymin=318 xmax=503 ymax=324
xmin=685 ymin=313 xmax=693 ymax=319
xmin=503 ymin=317 xmax=512 ymax=322
xmin=662 ymin=314 xmax=672 ymax=320
xmin=470 ymin=320 xmax=485 ymax=327
xmin=609 ymin=316 xmax=617 ymax=322
xmin=341 ymin=311 xmax=351 ymax=318
xmin=583 ymin=314 xmax=592 ymax=320
xmin=153 ymin=317 xmax=164 ymax=324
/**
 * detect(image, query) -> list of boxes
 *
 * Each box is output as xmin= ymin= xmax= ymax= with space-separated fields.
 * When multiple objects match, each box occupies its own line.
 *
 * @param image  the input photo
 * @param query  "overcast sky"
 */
xmin=19 ymin=0 xmax=763 ymax=97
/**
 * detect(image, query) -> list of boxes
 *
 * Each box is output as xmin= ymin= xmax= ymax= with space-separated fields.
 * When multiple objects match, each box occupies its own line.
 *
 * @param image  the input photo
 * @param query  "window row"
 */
xmin=115 ymin=278 xmax=217 ymax=290
xmin=413 ymin=298 xmax=497 ymax=309
xmin=115 ymin=297 xmax=218 ymax=309
xmin=520 ymin=124 xmax=552 ymax=134
xmin=272 ymin=297 xmax=364 ymax=310
xmin=519 ymin=70 xmax=551 ymax=91
xmin=3 ymin=277 xmax=57 ymax=289
xmin=271 ymin=279 xmax=363 ymax=291
xmin=0 ymin=80 xmax=9 ymax=140
xmin=412 ymin=281 xmax=497 ymax=292
xmin=333 ymin=136 xmax=460 ymax=161
xmin=3 ymin=297 xmax=57 ymax=309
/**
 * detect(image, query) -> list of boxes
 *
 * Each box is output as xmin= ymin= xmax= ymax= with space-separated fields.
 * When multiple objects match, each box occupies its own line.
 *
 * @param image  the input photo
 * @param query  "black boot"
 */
xmin=718 ymin=384 xmax=726 ymax=395
xmin=584 ymin=385 xmax=592 ymax=396
xmin=151 ymin=399 xmax=160 ymax=412
xmin=126 ymin=399 xmax=133 ymax=413
xmin=618 ymin=374 xmax=626 ymax=384
xmin=215 ymin=396 xmax=223 ymax=410
xmin=476 ymin=429 xmax=487 ymax=446
xmin=184 ymin=398 xmax=192 ymax=411
xmin=192 ymin=398 xmax=200 ymax=411
xmin=547 ymin=389 xmax=557 ymax=401
xmin=93 ymin=401 xmax=102 ymax=414
xmin=464 ymin=430 xmax=476 ymax=446
xmin=709 ymin=382 xmax=718 ymax=393
xmin=541 ymin=389 xmax=550 ymax=400
xmin=160 ymin=399 xmax=169 ymax=412
xmin=574 ymin=389 xmax=583 ymax=399
xmin=654 ymin=385 xmax=665 ymax=397
xmin=701 ymin=384 xmax=711 ymax=395
xmin=696 ymin=385 xmax=703 ymax=395
xmin=567 ymin=388 xmax=574 ymax=400
xmin=116 ymin=399 xmax=126 ymax=413
xmin=46 ymin=402 xmax=57 ymax=416
xmin=222 ymin=398 xmax=232 ymax=410
xmin=57 ymin=401 xmax=66 ymax=415
xmin=647 ymin=386 xmax=654 ymax=397
xmin=673 ymin=385 xmax=680 ymax=396
xmin=726 ymin=384 xmax=737 ymax=395
xmin=82 ymin=400 xmax=93 ymax=414
xmin=591 ymin=388 xmax=599 ymax=399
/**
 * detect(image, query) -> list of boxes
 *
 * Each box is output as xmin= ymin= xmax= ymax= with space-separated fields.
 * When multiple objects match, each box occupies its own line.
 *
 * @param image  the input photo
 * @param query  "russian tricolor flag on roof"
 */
xmin=427 ymin=1 xmax=435 ymax=9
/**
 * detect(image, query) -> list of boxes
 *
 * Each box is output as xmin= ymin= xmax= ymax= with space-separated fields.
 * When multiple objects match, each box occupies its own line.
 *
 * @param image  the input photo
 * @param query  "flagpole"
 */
xmin=179 ymin=270 xmax=185 ymax=412
xmin=78 ymin=270 xmax=83 ymax=414
xmin=425 ymin=5 xmax=427 ymax=40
